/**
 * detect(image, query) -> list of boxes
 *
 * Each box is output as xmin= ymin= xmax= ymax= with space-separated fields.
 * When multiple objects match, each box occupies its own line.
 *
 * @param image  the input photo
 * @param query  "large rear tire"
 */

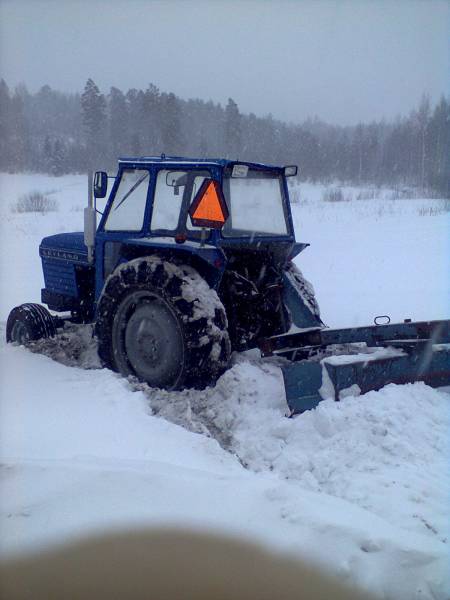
xmin=95 ymin=257 xmax=230 ymax=389
xmin=6 ymin=303 xmax=56 ymax=345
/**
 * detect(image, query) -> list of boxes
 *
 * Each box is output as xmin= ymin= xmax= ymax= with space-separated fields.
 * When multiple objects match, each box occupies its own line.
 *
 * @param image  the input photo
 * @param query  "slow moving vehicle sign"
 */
xmin=189 ymin=179 xmax=229 ymax=229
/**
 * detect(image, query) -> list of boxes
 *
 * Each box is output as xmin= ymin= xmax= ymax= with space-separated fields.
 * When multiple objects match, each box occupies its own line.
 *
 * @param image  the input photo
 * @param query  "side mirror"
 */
xmin=93 ymin=171 xmax=108 ymax=198
xmin=284 ymin=165 xmax=298 ymax=177
xmin=166 ymin=171 xmax=188 ymax=186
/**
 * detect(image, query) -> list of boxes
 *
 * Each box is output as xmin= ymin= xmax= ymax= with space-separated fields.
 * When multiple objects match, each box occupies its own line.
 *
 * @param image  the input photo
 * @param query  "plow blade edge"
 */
xmin=281 ymin=345 xmax=450 ymax=415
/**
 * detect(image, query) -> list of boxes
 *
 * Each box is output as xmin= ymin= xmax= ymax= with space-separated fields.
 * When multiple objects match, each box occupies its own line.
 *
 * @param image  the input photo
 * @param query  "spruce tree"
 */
xmin=0 ymin=79 xmax=12 ymax=170
xmin=161 ymin=92 xmax=183 ymax=155
xmin=81 ymin=78 xmax=106 ymax=167
xmin=141 ymin=83 xmax=161 ymax=154
xmin=51 ymin=138 xmax=66 ymax=175
xmin=43 ymin=135 xmax=52 ymax=173
xmin=224 ymin=98 xmax=241 ymax=159
xmin=108 ymin=86 xmax=128 ymax=162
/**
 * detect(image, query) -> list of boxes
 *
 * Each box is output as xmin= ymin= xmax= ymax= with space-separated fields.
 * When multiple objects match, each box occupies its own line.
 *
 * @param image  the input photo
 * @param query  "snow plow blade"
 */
xmin=260 ymin=320 xmax=450 ymax=415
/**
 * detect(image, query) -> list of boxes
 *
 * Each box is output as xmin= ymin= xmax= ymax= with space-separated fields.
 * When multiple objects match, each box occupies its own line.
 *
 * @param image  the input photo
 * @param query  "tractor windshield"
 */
xmin=222 ymin=169 xmax=289 ymax=237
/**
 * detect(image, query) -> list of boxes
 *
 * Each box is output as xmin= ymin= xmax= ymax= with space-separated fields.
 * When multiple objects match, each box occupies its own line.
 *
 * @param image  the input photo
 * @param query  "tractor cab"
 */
xmin=37 ymin=157 xmax=314 ymax=354
xmin=92 ymin=157 xmax=298 ymax=252
xmin=17 ymin=156 xmax=321 ymax=388
xmin=85 ymin=157 xmax=308 ymax=350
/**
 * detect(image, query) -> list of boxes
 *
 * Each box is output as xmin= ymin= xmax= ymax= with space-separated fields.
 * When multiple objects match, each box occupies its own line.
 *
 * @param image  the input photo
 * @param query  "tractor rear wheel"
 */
xmin=95 ymin=257 xmax=230 ymax=389
xmin=6 ymin=303 xmax=56 ymax=345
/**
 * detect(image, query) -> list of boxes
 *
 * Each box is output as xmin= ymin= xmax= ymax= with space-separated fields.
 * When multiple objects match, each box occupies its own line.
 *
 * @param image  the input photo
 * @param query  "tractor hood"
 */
xmin=39 ymin=232 xmax=89 ymax=265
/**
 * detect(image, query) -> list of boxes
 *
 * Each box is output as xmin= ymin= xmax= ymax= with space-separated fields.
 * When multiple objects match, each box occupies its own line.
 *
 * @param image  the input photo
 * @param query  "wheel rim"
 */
xmin=112 ymin=291 xmax=184 ymax=388
xmin=10 ymin=321 xmax=30 ymax=345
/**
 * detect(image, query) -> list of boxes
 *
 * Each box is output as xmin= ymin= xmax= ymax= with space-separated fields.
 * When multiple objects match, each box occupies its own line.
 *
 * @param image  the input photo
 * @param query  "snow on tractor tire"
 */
xmin=95 ymin=256 xmax=230 ymax=389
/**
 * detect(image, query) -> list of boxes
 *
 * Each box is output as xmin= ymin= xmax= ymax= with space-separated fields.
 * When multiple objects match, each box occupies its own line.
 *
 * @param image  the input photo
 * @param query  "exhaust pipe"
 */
xmin=84 ymin=170 xmax=96 ymax=264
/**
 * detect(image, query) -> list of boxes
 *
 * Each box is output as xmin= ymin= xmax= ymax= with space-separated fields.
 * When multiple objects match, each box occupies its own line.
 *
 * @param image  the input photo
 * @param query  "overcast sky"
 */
xmin=0 ymin=0 xmax=449 ymax=125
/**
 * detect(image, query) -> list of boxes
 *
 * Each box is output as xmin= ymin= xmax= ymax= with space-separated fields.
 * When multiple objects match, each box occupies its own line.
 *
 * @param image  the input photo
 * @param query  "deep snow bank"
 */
xmin=138 ymin=358 xmax=450 ymax=542
xmin=8 ymin=323 xmax=450 ymax=548
xmin=1 ymin=338 xmax=449 ymax=600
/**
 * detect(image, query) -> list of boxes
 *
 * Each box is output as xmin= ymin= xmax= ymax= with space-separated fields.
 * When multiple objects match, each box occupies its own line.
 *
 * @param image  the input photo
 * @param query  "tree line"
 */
xmin=0 ymin=78 xmax=448 ymax=196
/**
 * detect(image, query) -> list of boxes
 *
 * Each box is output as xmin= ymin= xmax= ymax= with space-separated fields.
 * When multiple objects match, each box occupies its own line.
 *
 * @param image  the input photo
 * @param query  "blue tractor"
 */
xmin=6 ymin=156 xmax=450 ymax=413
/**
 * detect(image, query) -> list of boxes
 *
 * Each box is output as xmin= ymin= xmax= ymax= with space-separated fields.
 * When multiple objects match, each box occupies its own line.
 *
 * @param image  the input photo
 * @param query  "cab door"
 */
xmin=95 ymin=168 xmax=152 ymax=299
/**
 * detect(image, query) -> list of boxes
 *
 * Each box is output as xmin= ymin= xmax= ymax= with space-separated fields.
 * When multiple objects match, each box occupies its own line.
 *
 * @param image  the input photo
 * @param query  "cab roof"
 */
xmin=117 ymin=155 xmax=283 ymax=171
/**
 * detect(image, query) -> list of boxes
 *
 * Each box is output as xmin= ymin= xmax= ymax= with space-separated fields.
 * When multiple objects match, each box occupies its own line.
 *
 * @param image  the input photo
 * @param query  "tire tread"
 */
xmin=95 ymin=257 xmax=230 ymax=388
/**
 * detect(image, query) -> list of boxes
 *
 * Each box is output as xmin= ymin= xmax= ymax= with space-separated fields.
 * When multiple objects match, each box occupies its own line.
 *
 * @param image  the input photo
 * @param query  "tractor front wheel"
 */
xmin=95 ymin=257 xmax=230 ymax=389
xmin=6 ymin=303 xmax=56 ymax=345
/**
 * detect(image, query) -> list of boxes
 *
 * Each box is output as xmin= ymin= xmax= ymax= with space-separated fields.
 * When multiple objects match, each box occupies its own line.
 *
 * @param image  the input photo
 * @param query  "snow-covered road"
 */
xmin=0 ymin=174 xmax=449 ymax=599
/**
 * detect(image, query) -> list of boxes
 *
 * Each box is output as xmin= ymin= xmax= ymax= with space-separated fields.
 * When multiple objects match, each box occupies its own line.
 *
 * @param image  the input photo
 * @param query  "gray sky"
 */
xmin=1 ymin=0 xmax=449 ymax=125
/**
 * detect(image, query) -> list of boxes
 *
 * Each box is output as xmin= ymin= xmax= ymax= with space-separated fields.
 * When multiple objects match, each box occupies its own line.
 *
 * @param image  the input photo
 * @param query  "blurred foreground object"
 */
xmin=0 ymin=527 xmax=375 ymax=600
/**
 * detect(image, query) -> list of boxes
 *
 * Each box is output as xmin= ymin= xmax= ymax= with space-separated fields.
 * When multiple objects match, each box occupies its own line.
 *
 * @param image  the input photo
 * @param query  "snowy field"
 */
xmin=0 ymin=173 xmax=449 ymax=599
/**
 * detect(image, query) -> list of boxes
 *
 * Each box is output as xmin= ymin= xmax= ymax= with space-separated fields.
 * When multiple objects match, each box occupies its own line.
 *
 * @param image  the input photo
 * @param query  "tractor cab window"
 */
xmin=151 ymin=170 xmax=187 ymax=231
xmin=151 ymin=169 xmax=211 ymax=233
xmin=105 ymin=169 xmax=150 ymax=231
xmin=222 ymin=169 xmax=289 ymax=237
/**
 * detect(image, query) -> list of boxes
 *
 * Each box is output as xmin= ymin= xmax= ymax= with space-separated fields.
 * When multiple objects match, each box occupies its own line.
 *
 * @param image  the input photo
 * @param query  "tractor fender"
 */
xmin=108 ymin=237 xmax=227 ymax=291
xmin=282 ymin=263 xmax=323 ymax=329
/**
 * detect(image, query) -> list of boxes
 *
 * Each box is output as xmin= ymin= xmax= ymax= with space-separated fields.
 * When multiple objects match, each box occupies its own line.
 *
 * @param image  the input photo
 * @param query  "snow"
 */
xmin=323 ymin=346 xmax=405 ymax=365
xmin=292 ymin=182 xmax=450 ymax=328
xmin=0 ymin=173 xmax=449 ymax=599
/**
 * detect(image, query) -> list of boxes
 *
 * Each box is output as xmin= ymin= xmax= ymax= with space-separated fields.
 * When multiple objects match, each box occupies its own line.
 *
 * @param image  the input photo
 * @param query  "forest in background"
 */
xmin=0 ymin=78 xmax=448 ymax=196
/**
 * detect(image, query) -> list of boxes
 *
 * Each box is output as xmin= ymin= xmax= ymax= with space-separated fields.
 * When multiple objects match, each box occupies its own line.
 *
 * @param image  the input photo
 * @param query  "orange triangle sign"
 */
xmin=189 ymin=179 xmax=229 ymax=228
